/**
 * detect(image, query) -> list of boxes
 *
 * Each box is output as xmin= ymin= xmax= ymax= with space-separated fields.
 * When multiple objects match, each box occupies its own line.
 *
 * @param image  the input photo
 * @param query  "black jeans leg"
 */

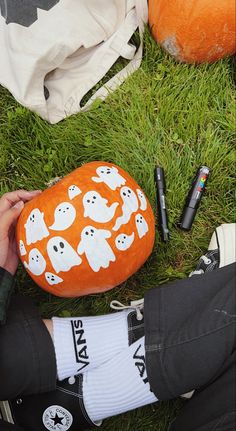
xmin=169 ymin=352 xmax=236 ymax=431
xmin=144 ymin=263 xmax=236 ymax=430
xmin=0 ymin=295 xmax=57 ymax=400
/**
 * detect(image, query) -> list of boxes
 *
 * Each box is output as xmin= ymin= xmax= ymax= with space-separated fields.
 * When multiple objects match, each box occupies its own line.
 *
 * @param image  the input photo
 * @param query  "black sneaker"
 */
xmin=8 ymin=375 xmax=100 ymax=431
xmin=110 ymin=299 xmax=145 ymax=346
xmin=190 ymin=223 xmax=236 ymax=277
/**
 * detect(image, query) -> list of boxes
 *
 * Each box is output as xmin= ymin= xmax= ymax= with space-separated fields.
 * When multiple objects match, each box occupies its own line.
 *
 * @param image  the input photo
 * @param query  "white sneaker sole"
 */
xmin=208 ymin=223 xmax=236 ymax=268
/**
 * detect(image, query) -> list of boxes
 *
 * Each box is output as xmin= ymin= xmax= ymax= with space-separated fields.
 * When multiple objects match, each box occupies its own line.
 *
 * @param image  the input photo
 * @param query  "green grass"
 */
xmin=0 ymin=30 xmax=235 ymax=430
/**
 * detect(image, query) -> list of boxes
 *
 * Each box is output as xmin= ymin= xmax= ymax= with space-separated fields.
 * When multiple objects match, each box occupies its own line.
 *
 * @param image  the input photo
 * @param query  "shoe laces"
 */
xmin=110 ymin=299 xmax=144 ymax=321
xmin=190 ymin=249 xmax=219 ymax=277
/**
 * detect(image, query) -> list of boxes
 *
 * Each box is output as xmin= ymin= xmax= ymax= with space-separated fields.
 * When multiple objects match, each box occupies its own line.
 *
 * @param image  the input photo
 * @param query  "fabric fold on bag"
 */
xmin=0 ymin=0 xmax=148 ymax=123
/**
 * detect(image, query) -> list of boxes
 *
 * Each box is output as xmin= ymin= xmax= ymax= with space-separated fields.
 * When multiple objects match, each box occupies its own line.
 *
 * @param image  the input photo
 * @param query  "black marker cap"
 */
xmin=155 ymin=166 xmax=165 ymax=188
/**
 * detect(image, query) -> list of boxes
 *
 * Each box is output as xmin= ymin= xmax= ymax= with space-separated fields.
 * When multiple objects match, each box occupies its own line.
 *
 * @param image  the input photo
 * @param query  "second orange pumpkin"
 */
xmin=149 ymin=0 xmax=236 ymax=63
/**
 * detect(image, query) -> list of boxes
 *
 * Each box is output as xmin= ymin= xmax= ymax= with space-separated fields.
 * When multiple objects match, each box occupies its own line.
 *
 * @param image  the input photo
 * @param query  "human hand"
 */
xmin=0 ymin=190 xmax=42 ymax=275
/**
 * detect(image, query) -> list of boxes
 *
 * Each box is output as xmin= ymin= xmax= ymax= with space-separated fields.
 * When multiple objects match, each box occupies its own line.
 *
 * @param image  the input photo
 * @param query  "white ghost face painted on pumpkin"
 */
xmin=115 ymin=232 xmax=135 ymax=251
xmin=92 ymin=166 xmax=126 ymax=190
xmin=24 ymin=248 xmax=46 ymax=276
xmin=19 ymin=240 xmax=27 ymax=256
xmin=68 ymin=185 xmax=82 ymax=200
xmin=47 ymin=236 xmax=82 ymax=273
xmin=49 ymin=202 xmax=76 ymax=231
xmin=77 ymin=226 xmax=115 ymax=272
xmin=113 ymin=187 xmax=139 ymax=231
xmin=24 ymin=208 xmax=49 ymax=245
xmin=83 ymin=191 xmax=118 ymax=223
xmin=135 ymin=214 xmax=149 ymax=238
xmin=45 ymin=272 xmax=63 ymax=286
xmin=136 ymin=189 xmax=147 ymax=211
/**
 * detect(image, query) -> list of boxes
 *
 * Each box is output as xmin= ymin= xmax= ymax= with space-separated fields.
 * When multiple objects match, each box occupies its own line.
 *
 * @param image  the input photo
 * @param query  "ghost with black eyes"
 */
xmin=77 ymin=226 xmax=115 ymax=272
xmin=68 ymin=185 xmax=82 ymax=200
xmin=49 ymin=202 xmax=76 ymax=231
xmin=47 ymin=236 xmax=82 ymax=273
xmin=113 ymin=186 xmax=139 ymax=231
xmin=24 ymin=208 xmax=49 ymax=245
xmin=24 ymin=248 xmax=46 ymax=276
xmin=83 ymin=191 xmax=118 ymax=223
xmin=135 ymin=214 xmax=149 ymax=238
xmin=136 ymin=188 xmax=147 ymax=211
xmin=19 ymin=240 xmax=27 ymax=256
xmin=92 ymin=166 xmax=126 ymax=190
xmin=115 ymin=232 xmax=135 ymax=251
xmin=45 ymin=272 xmax=63 ymax=286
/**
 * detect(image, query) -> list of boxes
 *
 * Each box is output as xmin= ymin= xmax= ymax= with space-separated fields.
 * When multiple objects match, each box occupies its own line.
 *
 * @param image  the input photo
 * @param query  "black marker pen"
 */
xmin=154 ymin=166 xmax=170 ymax=242
xmin=179 ymin=165 xmax=210 ymax=231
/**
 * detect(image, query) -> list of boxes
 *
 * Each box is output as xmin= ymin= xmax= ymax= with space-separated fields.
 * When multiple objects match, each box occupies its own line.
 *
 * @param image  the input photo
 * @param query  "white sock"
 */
xmin=83 ymin=336 xmax=158 ymax=421
xmin=52 ymin=310 xmax=139 ymax=380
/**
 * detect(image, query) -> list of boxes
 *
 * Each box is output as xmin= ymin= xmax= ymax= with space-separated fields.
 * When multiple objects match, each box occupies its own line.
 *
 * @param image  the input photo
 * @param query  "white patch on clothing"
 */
xmin=42 ymin=405 xmax=73 ymax=431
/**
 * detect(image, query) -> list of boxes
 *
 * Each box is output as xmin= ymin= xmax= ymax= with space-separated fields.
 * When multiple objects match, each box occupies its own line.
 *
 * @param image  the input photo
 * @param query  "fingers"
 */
xmin=0 ymin=201 xmax=25 ymax=241
xmin=0 ymin=189 xmax=41 ymax=213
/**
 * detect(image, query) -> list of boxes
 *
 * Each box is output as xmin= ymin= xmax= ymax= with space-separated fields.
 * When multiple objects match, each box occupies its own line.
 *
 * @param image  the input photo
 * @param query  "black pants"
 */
xmin=0 ymin=263 xmax=235 ymax=431
xmin=145 ymin=263 xmax=236 ymax=431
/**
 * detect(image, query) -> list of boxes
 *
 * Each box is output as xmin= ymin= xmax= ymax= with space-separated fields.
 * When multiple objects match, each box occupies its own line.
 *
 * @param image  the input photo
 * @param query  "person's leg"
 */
xmin=5 ymin=263 xmax=235 ymax=431
xmin=0 ymin=294 xmax=57 ymax=400
xmin=144 ymin=262 xmax=236 ymax=400
xmin=51 ymin=306 xmax=144 ymax=379
xmin=0 ymin=294 xmax=147 ymax=430
xmin=80 ymin=262 xmax=236 ymax=424
xmin=169 ymin=353 xmax=236 ymax=431
xmin=0 ymin=419 xmax=25 ymax=431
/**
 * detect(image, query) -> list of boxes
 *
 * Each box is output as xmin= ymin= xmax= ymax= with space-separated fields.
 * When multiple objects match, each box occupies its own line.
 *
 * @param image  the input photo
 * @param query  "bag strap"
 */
xmin=81 ymin=0 xmax=148 ymax=112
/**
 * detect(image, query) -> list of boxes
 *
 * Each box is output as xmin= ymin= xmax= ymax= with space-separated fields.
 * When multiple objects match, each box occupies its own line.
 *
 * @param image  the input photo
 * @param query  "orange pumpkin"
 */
xmin=149 ymin=0 xmax=236 ymax=63
xmin=16 ymin=161 xmax=155 ymax=297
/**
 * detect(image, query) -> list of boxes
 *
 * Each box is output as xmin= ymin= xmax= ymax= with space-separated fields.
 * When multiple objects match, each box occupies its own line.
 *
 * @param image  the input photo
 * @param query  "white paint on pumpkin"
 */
xmin=136 ymin=188 xmax=147 ymax=211
xmin=19 ymin=240 xmax=27 ymax=256
xmin=83 ymin=191 xmax=118 ymax=223
xmin=135 ymin=214 xmax=149 ymax=239
xmin=49 ymin=202 xmax=76 ymax=231
xmin=24 ymin=248 xmax=46 ymax=276
xmin=45 ymin=272 xmax=63 ymax=286
xmin=68 ymin=185 xmax=82 ymax=200
xmin=113 ymin=186 xmax=139 ymax=231
xmin=92 ymin=166 xmax=126 ymax=190
xmin=24 ymin=208 xmax=49 ymax=245
xmin=77 ymin=226 xmax=115 ymax=272
xmin=47 ymin=236 xmax=82 ymax=273
xmin=115 ymin=232 xmax=135 ymax=251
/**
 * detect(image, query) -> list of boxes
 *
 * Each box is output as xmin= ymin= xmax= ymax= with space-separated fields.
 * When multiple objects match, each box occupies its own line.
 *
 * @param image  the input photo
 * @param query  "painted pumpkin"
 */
xmin=149 ymin=0 xmax=236 ymax=63
xmin=16 ymin=161 xmax=155 ymax=297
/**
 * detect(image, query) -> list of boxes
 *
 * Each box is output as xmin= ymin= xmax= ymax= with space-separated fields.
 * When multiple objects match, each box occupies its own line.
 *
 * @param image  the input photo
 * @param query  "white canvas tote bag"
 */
xmin=0 ymin=0 xmax=148 ymax=123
